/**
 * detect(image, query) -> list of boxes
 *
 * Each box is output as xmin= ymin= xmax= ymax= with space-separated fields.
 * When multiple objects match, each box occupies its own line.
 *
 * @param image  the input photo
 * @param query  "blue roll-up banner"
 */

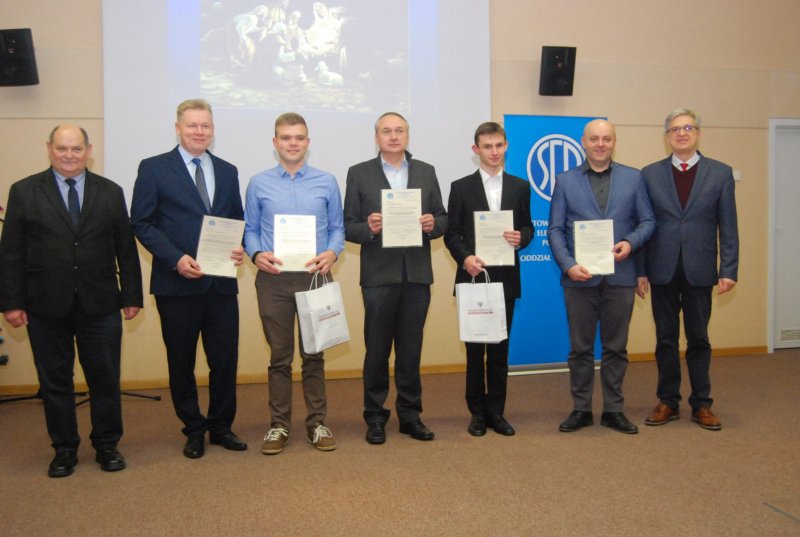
xmin=505 ymin=114 xmax=600 ymax=368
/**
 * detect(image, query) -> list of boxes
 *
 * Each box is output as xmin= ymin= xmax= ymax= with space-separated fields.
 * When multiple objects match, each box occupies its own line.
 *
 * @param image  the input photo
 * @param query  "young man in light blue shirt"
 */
xmin=244 ymin=112 xmax=345 ymax=455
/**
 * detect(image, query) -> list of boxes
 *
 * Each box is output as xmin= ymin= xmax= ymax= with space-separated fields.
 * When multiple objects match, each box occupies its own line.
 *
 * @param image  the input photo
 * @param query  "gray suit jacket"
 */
xmin=641 ymin=154 xmax=739 ymax=286
xmin=344 ymin=152 xmax=447 ymax=287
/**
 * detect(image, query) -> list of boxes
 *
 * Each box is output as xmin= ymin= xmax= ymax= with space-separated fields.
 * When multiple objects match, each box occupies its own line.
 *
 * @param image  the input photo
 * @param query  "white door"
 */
xmin=770 ymin=119 xmax=800 ymax=349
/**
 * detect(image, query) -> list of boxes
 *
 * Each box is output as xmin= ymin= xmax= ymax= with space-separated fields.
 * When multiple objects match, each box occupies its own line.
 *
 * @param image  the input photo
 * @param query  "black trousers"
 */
xmin=361 ymin=279 xmax=430 ymax=425
xmin=464 ymin=292 xmax=516 ymax=416
xmin=27 ymin=305 xmax=123 ymax=452
xmin=651 ymin=263 xmax=713 ymax=411
xmin=155 ymin=289 xmax=239 ymax=438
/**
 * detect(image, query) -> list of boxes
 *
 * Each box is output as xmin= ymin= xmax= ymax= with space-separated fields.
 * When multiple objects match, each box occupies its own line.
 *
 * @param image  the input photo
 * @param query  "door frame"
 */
xmin=767 ymin=118 xmax=800 ymax=351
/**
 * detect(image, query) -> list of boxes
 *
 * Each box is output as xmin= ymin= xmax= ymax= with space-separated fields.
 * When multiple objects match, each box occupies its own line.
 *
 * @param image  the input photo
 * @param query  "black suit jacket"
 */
xmin=131 ymin=146 xmax=243 ymax=296
xmin=444 ymin=170 xmax=533 ymax=298
xmin=344 ymin=152 xmax=447 ymax=287
xmin=0 ymin=168 xmax=143 ymax=317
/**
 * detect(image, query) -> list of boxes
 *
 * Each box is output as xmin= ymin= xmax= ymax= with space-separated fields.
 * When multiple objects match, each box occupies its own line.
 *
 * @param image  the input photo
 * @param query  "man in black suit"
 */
xmin=131 ymin=99 xmax=247 ymax=458
xmin=344 ymin=112 xmax=447 ymax=444
xmin=0 ymin=125 xmax=143 ymax=477
xmin=445 ymin=122 xmax=533 ymax=437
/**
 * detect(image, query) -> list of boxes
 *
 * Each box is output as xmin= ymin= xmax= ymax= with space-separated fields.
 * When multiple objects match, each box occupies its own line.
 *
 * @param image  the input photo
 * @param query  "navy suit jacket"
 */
xmin=0 ymin=168 xmax=143 ymax=317
xmin=641 ymin=154 xmax=738 ymax=286
xmin=131 ymin=146 xmax=244 ymax=296
xmin=548 ymin=161 xmax=656 ymax=287
xmin=444 ymin=170 xmax=533 ymax=299
xmin=343 ymin=152 xmax=447 ymax=287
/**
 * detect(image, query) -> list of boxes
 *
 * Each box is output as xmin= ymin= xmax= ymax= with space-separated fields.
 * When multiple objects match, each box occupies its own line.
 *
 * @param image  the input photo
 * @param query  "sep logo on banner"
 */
xmin=504 ymin=115 xmax=599 ymax=367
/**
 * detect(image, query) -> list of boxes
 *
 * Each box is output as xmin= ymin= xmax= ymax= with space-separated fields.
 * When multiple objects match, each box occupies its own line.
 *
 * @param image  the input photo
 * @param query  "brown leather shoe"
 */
xmin=645 ymin=402 xmax=679 ymax=426
xmin=692 ymin=407 xmax=722 ymax=431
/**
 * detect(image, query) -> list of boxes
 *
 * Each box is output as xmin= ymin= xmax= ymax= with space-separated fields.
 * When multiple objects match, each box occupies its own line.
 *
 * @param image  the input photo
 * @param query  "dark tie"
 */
xmin=192 ymin=157 xmax=212 ymax=212
xmin=681 ymin=163 xmax=688 ymax=172
xmin=65 ymin=178 xmax=80 ymax=227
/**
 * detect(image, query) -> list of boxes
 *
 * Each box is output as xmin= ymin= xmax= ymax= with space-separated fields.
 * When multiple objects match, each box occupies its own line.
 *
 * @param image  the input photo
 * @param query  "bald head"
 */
xmin=47 ymin=124 xmax=93 ymax=178
xmin=581 ymin=119 xmax=616 ymax=171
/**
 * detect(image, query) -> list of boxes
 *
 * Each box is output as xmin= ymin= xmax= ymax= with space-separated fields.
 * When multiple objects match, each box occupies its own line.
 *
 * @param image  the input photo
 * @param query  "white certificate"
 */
xmin=381 ymin=189 xmax=422 ymax=248
xmin=474 ymin=210 xmax=515 ymax=266
xmin=574 ymin=219 xmax=615 ymax=275
xmin=274 ymin=214 xmax=316 ymax=272
xmin=195 ymin=215 xmax=245 ymax=278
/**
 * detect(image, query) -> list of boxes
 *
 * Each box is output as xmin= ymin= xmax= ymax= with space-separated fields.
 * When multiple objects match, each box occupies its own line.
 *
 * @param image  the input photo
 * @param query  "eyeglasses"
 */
xmin=667 ymin=125 xmax=699 ymax=135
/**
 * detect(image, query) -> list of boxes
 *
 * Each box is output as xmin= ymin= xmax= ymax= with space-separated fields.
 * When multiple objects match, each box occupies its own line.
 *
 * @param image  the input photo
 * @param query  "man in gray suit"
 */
xmin=640 ymin=109 xmax=739 ymax=431
xmin=548 ymin=119 xmax=655 ymax=435
xmin=344 ymin=112 xmax=447 ymax=444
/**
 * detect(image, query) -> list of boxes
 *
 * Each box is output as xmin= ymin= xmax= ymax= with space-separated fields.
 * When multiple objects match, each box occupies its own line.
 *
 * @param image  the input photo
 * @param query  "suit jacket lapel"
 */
xmin=169 ymin=147 xmax=208 ymax=212
xmin=372 ymin=156 xmax=393 ymax=189
xmin=471 ymin=171 xmax=491 ymax=211
xmin=660 ymin=158 xmax=684 ymax=213
xmin=40 ymin=170 xmax=76 ymax=229
xmin=683 ymin=157 xmax=708 ymax=214
xmin=578 ymin=168 xmax=602 ymax=216
xmin=78 ymin=172 xmax=100 ymax=231
xmin=499 ymin=172 xmax=517 ymax=210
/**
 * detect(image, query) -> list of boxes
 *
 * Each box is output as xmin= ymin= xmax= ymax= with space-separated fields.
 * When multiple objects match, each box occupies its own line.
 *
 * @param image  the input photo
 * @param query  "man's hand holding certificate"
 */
xmin=273 ymin=214 xmax=317 ymax=272
xmin=573 ymin=219 xmax=615 ymax=277
xmin=381 ymin=189 xmax=423 ymax=247
xmin=474 ymin=210 xmax=516 ymax=266
xmin=195 ymin=215 xmax=246 ymax=278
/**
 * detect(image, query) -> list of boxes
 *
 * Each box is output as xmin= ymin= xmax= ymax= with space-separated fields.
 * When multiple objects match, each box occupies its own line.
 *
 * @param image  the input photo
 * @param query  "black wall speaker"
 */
xmin=538 ymin=46 xmax=576 ymax=96
xmin=0 ymin=28 xmax=40 ymax=86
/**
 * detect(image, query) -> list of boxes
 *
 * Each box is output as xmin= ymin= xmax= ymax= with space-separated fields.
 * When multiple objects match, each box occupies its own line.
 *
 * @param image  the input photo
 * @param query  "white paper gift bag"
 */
xmin=455 ymin=271 xmax=507 ymax=344
xmin=295 ymin=273 xmax=350 ymax=354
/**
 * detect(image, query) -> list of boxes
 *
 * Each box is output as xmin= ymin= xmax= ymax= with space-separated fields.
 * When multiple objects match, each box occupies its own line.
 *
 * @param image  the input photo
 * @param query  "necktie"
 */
xmin=192 ymin=158 xmax=212 ymax=212
xmin=65 ymin=178 xmax=80 ymax=227
xmin=681 ymin=163 xmax=688 ymax=172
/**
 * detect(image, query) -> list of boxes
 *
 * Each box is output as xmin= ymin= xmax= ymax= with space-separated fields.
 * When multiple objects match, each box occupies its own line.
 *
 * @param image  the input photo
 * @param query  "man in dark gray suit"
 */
xmin=344 ymin=112 xmax=447 ymax=444
xmin=548 ymin=119 xmax=655 ymax=435
xmin=640 ymin=109 xmax=739 ymax=431
xmin=0 ymin=125 xmax=143 ymax=477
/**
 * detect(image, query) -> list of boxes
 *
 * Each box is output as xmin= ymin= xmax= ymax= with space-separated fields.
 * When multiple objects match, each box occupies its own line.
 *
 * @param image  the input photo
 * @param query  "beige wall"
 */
xmin=1 ymin=1 xmax=797 ymax=391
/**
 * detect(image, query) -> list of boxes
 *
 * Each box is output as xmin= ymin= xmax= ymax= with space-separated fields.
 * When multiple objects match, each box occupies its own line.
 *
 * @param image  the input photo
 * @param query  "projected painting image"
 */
xmin=200 ymin=0 xmax=409 ymax=112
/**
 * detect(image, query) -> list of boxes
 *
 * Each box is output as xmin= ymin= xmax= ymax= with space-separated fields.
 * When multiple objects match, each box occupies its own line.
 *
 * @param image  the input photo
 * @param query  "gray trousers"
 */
xmin=255 ymin=271 xmax=327 ymax=430
xmin=564 ymin=281 xmax=635 ymax=413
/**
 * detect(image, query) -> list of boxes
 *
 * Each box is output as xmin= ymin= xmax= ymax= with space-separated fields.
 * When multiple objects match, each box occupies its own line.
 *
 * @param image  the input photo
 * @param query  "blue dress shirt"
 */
xmin=243 ymin=163 xmax=345 ymax=257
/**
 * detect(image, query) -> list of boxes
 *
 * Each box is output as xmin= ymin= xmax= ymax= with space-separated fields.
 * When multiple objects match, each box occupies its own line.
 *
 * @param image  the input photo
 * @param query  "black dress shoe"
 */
xmin=209 ymin=431 xmax=248 ymax=451
xmin=183 ymin=435 xmax=205 ymax=459
xmin=468 ymin=414 xmax=487 ymax=436
xmin=487 ymin=414 xmax=515 ymax=436
xmin=399 ymin=420 xmax=435 ymax=441
xmin=600 ymin=412 xmax=639 ymax=434
xmin=559 ymin=410 xmax=594 ymax=432
xmin=48 ymin=451 xmax=78 ymax=478
xmin=95 ymin=448 xmax=127 ymax=472
xmin=365 ymin=422 xmax=386 ymax=445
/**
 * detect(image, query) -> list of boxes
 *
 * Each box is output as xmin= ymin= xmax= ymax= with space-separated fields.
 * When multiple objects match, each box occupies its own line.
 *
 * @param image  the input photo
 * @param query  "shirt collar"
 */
xmin=277 ymin=161 xmax=309 ymax=179
xmin=380 ymin=155 xmax=407 ymax=171
xmin=671 ymin=152 xmax=700 ymax=170
xmin=52 ymin=168 xmax=87 ymax=184
xmin=479 ymin=167 xmax=503 ymax=184
xmin=178 ymin=144 xmax=208 ymax=165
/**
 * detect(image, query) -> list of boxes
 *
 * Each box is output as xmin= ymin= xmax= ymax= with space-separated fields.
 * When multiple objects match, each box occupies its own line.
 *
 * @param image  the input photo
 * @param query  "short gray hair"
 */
xmin=664 ymin=109 xmax=701 ymax=132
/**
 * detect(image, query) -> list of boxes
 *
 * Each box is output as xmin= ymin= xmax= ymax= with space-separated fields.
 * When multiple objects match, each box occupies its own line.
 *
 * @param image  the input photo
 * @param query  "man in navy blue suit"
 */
xmin=131 ymin=99 xmax=248 ymax=458
xmin=548 ymin=119 xmax=655 ymax=435
xmin=640 ymin=109 xmax=739 ymax=431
